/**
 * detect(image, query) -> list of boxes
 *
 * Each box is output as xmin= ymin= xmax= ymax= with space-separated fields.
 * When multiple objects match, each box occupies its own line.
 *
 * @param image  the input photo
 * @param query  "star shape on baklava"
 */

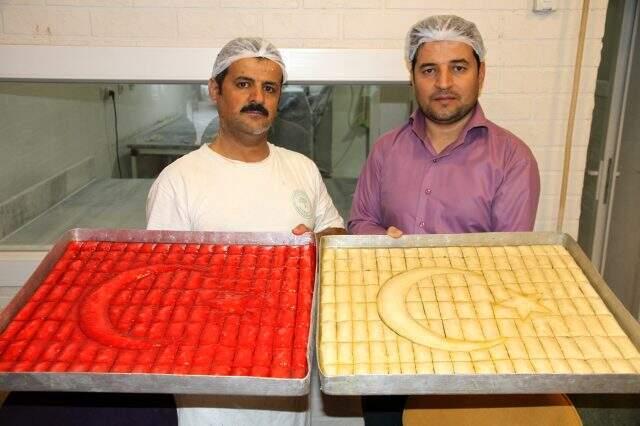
xmin=493 ymin=290 xmax=551 ymax=321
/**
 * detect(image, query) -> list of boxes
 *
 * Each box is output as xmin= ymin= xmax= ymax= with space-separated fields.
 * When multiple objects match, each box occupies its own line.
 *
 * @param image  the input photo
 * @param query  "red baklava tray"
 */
xmin=0 ymin=240 xmax=315 ymax=378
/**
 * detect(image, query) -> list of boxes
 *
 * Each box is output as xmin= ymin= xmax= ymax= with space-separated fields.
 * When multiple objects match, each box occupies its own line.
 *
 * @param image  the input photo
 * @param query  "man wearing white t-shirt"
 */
xmin=146 ymin=37 xmax=345 ymax=426
xmin=147 ymin=38 xmax=343 ymax=237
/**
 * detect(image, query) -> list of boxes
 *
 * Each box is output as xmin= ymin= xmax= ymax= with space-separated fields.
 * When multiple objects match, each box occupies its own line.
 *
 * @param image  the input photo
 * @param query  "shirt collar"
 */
xmin=409 ymin=103 xmax=490 ymax=154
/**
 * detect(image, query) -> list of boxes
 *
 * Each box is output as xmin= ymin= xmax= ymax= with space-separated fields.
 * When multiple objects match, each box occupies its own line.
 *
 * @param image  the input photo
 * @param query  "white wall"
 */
xmin=102 ymin=84 xmax=196 ymax=176
xmin=0 ymin=83 xmax=112 ymax=202
xmin=109 ymin=84 xmax=194 ymax=142
xmin=0 ymin=0 xmax=610 ymax=237
xmin=0 ymin=83 xmax=194 ymax=200
xmin=0 ymin=82 xmax=193 ymax=238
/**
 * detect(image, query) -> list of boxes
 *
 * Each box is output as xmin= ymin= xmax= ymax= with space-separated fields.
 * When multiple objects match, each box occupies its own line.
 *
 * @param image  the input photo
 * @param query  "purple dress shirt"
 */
xmin=348 ymin=104 xmax=540 ymax=235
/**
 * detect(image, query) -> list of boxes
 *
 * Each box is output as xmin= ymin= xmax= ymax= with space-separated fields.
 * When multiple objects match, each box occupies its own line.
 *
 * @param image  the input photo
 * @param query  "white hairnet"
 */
xmin=406 ymin=15 xmax=486 ymax=66
xmin=211 ymin=37 xmax=287 ymax=82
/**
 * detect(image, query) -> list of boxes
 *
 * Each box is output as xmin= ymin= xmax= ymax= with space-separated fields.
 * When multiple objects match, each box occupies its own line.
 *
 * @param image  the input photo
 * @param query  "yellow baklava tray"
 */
xmin=317 ymin=245 xmax=640 ymax=376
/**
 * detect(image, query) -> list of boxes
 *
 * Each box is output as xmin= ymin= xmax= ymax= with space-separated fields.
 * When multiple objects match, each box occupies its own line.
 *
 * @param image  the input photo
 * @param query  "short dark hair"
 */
xmin=213 ymin=68 xmax=229 ymax=94
xmin=411 ymin=48 xmax=481 ymax=73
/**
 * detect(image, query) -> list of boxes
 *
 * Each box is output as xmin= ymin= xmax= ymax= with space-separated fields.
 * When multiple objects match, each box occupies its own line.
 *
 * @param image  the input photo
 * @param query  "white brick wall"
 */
xmin=2 ymin=5 xmax=90 ymax=36
xmin=179 ymin=9 xmax=261 ymax=39
xmin=91 ymin=7 xmax=178 ymax=38
xmin=0 ymin=83 xmax=193 ymax=200
xmin=264 ymin=12 xmax=340 ymax=39
xmin=0 ymin=1 xmax=610 ymax=237
xmin=304 ymin=0 xmax=383 ymax=8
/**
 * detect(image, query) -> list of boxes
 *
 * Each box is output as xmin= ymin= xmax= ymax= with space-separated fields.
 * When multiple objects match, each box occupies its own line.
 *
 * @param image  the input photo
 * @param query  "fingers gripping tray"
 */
xmin=316 ymin=232 xmax=640 ymax=395
xmin=0 ymin=229 xmax=317 ymax=395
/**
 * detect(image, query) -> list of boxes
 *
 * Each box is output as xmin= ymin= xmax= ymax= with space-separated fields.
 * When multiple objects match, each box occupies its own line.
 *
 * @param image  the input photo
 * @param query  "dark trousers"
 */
xmin=0 ymin=392 xmax=177 ymax=426
xmin=361 ymin=395 xmax=407 ymax=426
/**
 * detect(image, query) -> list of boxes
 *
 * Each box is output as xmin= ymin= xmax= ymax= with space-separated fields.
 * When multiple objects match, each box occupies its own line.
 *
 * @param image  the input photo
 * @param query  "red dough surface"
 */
xmin=0 ymin=241 xmax=315 ymax=378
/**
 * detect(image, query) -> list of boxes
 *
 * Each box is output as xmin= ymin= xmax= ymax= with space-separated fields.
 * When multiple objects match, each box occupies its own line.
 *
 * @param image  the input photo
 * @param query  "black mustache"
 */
xmin=240 ymin=103 xmax=269 ymax=116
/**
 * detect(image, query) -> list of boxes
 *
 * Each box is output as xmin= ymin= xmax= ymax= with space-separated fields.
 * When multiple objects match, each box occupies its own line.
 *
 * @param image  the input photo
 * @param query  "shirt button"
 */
xmin=419 ymin=221 xmax=425 ymax=228
xmin=425 ymin=188 xmax=432 ymax=195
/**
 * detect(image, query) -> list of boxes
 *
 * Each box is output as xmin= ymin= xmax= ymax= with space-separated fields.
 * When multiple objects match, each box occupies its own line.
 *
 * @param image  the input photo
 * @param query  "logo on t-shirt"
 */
xmin=292 ymin=189 xmax=312 ymax=220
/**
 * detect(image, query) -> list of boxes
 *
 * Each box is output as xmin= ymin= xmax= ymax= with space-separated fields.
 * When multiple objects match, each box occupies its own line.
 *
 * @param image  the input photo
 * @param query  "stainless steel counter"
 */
xmin=0 ymin=177 xmax=356 ymax=247
xmin=0 ymin=179 xmax=153 ymax=246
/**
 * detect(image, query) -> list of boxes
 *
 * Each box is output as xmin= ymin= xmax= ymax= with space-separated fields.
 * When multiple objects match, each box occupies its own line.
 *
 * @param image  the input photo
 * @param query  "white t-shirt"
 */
xmin=146 ymin=143 xmax=343 ymax=426
xmin=146 ymin=143 xmax=344 ymax=233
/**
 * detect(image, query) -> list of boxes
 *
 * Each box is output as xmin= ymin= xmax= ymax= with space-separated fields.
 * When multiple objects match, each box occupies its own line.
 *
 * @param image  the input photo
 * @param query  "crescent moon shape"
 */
xmin=377 ymin=267 xmax=504 ymax=352
xmin=79 ymin=264 xmax=208 ymax=350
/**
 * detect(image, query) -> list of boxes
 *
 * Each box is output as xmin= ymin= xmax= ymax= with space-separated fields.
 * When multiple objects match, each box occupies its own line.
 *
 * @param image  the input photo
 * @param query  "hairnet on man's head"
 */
xmin=211 ymin=37 xmax=287 ymax=82
xmin=406 ymin=15 xmax=486 ymax=66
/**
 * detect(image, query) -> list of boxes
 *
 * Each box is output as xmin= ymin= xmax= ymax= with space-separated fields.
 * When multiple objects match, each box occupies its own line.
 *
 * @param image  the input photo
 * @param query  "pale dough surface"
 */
xmin=318 ymin=244 xmax=640 ymax=375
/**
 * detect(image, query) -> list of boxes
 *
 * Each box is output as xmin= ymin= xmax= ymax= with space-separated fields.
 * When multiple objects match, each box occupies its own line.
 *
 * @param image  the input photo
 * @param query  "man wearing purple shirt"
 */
xmin=350 ymin=15 xmax=542 ymax=426
xmin=349 ymin=15 xmax=540 ymax=238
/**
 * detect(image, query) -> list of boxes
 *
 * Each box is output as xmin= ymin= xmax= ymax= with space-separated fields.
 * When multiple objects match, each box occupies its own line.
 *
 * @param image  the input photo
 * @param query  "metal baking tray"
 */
xmin=317 ymin=232 xmax=640 ymax=395
xmin=0 ymin=228 xmax=317 ymax=395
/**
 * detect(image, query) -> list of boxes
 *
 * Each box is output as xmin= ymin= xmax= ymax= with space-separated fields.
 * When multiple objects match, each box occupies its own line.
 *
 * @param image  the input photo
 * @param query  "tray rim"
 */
xmin=0 ymin=228 xmax=318 ymax=396
xmin=316 ymin=231 xmax=640 ymax=395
